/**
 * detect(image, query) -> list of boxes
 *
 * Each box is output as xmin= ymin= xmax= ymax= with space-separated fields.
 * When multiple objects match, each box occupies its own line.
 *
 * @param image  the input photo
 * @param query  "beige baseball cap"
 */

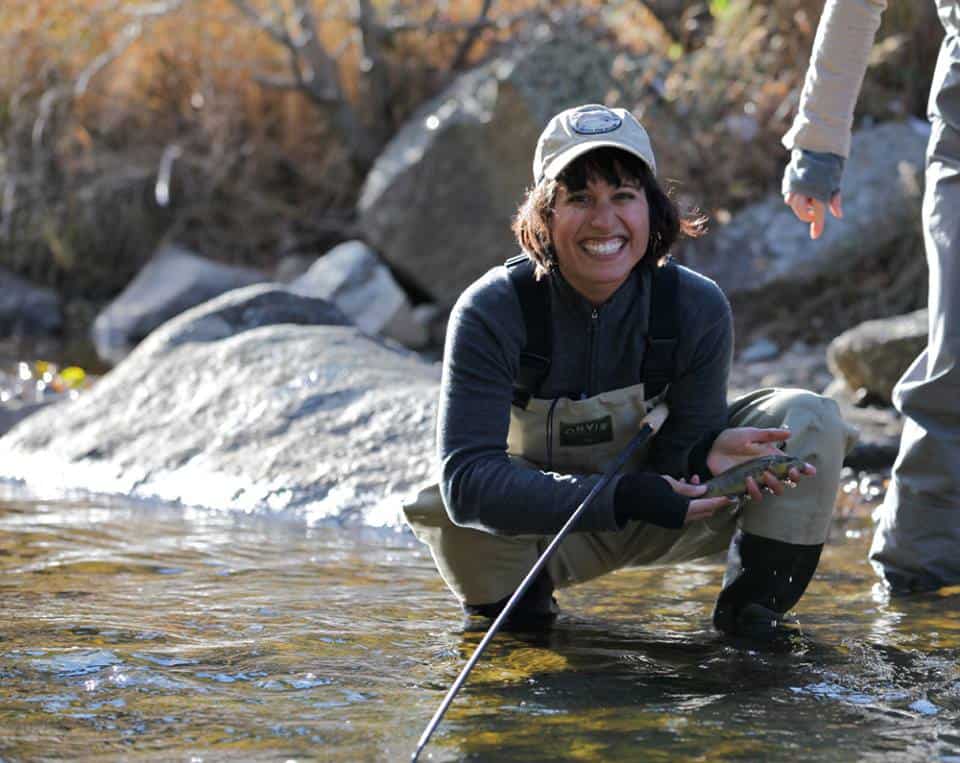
xmin=533 ymin=104 xmax=656 ymax=184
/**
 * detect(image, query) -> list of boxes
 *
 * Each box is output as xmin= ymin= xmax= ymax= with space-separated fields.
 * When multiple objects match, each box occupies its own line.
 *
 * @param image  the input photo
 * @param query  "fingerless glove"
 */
xmin=614 ymin=473 xmax=689 ymax=530
xmin=688 ymin=428 xmax=723 ymax=483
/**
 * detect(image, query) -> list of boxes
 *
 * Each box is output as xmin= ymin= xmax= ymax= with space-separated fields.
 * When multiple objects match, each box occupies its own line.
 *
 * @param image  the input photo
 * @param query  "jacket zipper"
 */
xmin=585 ymin=307 xmax=599 ymax=398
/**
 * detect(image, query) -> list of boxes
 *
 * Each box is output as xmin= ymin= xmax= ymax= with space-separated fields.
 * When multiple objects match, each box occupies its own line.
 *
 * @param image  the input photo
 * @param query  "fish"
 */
xmin=702 ymin=454 xmax=806 ymax=500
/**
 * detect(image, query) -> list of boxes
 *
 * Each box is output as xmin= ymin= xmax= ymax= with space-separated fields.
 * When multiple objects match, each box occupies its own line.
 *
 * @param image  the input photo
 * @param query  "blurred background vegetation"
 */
xmin=0 ymin=0 xmax=942 ymax=323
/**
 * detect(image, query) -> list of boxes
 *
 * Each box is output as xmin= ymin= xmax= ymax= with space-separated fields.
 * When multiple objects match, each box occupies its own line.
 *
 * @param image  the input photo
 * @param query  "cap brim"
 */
xmin=541 ymin=140 xmax=656 ymax=182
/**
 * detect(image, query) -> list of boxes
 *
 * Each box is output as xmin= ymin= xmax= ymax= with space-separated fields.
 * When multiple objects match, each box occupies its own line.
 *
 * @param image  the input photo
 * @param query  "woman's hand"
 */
xmin=661 ymin=474 xmax=733 ymax=526
xmin=706 ymin=427 xmax=816 ymax=502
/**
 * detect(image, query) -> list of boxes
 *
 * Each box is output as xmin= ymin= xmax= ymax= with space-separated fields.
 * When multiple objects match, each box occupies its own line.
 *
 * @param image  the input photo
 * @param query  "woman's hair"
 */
xmin=511 ymin=147 xmax=706 ymax=277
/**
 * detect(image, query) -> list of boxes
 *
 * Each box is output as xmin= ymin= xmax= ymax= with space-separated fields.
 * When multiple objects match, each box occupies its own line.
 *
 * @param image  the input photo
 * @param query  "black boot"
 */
xmin=713 ymin=531 xmax=823 ymax=638
xmin=463 ymin=569 xmax=558 ymax=632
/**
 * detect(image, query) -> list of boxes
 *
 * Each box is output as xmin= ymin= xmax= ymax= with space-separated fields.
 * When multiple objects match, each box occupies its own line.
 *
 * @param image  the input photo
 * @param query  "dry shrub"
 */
xmin=0 ymin=0 xmax=593 ymax=303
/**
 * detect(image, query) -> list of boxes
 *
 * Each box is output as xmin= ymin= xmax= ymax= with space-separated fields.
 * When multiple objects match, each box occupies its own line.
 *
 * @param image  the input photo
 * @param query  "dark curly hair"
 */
xmin=511 ymin=147 xmax=706 ymax=277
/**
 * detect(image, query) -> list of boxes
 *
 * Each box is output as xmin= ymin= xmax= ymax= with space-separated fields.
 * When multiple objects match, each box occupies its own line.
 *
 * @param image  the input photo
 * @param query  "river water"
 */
xmin=2 ymin=484 xmax=958 ymax=762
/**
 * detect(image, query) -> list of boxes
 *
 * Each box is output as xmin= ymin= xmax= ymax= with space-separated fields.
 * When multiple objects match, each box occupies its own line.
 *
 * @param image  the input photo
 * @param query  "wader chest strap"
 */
xmin=506 ymin=255 xmax=550 ymax=408
xmin=640 ymin=261 xmax=679 ymax=398
xmin=506 ymin=256 xmax=679 ymax=406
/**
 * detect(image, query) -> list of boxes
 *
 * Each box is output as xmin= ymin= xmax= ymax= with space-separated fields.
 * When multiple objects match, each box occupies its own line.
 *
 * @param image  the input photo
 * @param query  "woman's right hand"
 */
xmin=661 ymin=474 xmax=734 ymax=525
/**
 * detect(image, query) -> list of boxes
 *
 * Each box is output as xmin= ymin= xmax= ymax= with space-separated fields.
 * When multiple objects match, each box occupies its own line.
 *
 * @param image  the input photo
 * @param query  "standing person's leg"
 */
xmin=870 ymin=52 xmax=960 ymax=590
xmin=712 ymin=388 xmax=855 ymax=635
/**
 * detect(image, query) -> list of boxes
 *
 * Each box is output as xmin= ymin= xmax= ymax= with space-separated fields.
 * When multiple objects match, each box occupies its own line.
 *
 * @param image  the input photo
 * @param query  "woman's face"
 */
xmin=549 ymin=176 xmax=650 ymax=305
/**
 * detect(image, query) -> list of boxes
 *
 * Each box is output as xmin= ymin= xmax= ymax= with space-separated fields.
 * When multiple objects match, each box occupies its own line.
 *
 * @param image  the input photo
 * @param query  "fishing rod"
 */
xmin=411 ymin=401 xmax=669 ymax=762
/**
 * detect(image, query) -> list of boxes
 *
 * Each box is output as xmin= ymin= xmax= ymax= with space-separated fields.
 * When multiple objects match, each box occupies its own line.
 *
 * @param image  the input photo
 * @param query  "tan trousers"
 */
xmin=404 ymin=387 xmax=856 ymax=606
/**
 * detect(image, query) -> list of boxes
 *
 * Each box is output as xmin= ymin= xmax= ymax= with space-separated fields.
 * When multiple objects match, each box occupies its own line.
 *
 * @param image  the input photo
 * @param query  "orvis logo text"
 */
xmin=559 ymin=416 xmax=614 ymax=446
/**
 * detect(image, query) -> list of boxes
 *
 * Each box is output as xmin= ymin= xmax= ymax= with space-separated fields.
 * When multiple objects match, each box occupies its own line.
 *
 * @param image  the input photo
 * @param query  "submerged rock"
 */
xmin=0 ymin=285 xmax=440 ymax=526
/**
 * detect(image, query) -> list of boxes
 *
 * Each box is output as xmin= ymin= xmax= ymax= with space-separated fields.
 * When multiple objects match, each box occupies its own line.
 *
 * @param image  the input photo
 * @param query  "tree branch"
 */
xmin=354 ymin=0 xmax=393 ymax=132
xmin=450 ymin=0 xmax=494 ymax=71
xmin=230 ymin=0 xmax=382 ymax=170
xmin=123 ymin=0 xmax=186 ymax=18
xmin=75 ymin=21 xmax=145 ymax=96
xmin=229 ymin=0 xmax=289 ymax=44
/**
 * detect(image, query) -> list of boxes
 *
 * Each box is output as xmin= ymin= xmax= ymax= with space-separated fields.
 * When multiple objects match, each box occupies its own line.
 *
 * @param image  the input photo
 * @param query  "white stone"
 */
xmin=291 ymin=241 xmax=428 ymax=348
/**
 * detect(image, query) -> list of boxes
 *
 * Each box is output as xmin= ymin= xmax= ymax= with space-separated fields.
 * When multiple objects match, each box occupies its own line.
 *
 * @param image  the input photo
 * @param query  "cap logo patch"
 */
xmin=570 ymin=107 xmax=621 ymax=135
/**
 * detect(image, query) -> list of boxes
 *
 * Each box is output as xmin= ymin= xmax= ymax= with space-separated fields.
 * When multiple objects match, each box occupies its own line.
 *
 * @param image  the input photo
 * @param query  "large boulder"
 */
xmin=681 ymin=122 xmax=928 ymax=299
xmin=827 ymin=308 xmax=927 ymax=403
xmin=0 ymin=284 xmax=440 ymax=526
xmin=0 ymin=267 xmax=61 ymax=336
xmin=358 ymin=36 xmax=615 ymax=305
xmin=291 ymin=241 xmax=429 ymax=349
xmin=91 ymin=243 xmax=266 ymax=364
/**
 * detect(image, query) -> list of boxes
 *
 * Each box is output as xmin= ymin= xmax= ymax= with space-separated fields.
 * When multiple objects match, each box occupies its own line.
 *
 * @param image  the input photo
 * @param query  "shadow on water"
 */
xmin=1 ymin=485 xmax=959 ymax=761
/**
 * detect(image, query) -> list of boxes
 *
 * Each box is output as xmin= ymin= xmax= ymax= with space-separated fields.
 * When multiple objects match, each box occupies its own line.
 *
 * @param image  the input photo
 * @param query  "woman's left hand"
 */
xmin=706 ymin=427 xmax=815 ymax=502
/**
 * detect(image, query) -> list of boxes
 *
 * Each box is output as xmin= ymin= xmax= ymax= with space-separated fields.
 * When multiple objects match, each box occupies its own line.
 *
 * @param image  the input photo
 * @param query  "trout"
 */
xmin=702 ymin=454 xmax=806 ymax=499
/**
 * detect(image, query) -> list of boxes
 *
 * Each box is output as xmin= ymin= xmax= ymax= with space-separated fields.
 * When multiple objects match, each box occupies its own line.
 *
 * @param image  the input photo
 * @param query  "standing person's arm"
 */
xmin=782 ymin=0 xmax=887 ymax=239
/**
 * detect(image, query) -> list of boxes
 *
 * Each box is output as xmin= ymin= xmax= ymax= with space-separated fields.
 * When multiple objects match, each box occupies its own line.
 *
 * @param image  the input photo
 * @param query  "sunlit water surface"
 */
xmin=1 ymin=487 xmax=959 ymax=762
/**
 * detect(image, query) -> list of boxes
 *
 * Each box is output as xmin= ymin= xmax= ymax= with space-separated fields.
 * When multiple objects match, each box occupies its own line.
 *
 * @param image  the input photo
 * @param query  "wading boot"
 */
xmin=463 ymin=569 xmax=558 ymax=632
xmin=713 ymin=531 xmax=823 ymax=639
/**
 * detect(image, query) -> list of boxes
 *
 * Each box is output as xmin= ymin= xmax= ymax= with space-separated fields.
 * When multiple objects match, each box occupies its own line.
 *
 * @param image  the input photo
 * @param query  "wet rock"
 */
xmin=91 ymin=244 xmax=266 ymax=365
xmin=0 ymin=284 xmax=439 ymax=526
xmin=681 ymin=122 xmax=926 ymax=300
xmin=358 ymin=35 xmax=614 ymax=305
xmin=840 ymin=411 xmax=902 ymax=470
xmin=291 ymin=241 xmax=428 ymax=349
xmin=827 ymin=308 xmax=927 ymax=404
xmin=0 ymin=267 xmax=62 ymax=337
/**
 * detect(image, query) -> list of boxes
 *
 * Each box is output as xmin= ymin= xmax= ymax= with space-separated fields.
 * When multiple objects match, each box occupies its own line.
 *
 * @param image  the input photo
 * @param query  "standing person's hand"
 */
xmin=706 ymin=427 xmax=816 ymax=502
xmin=784 ymin=191 xmax=843 ymax=239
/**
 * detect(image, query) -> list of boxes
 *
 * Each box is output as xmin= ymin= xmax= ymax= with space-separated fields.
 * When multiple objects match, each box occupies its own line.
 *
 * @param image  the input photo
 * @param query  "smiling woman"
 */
xmin=403 ymin=104 xmax=855 ymax=640
xmin=512 ymin=142 xmax=699 ymax=305
xmin=550 ymin=178 xmax=649 ymax=304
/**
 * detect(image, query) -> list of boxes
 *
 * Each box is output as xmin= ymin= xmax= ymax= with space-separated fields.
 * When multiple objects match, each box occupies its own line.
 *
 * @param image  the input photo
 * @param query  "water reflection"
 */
xmin=0 ymin=486 xmax=958 ymax=761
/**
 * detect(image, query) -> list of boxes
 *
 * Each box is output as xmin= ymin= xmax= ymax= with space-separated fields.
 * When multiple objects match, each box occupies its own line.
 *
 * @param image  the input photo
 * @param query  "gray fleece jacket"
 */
xmin=438 ymin=260 xmax=733 ymax=537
